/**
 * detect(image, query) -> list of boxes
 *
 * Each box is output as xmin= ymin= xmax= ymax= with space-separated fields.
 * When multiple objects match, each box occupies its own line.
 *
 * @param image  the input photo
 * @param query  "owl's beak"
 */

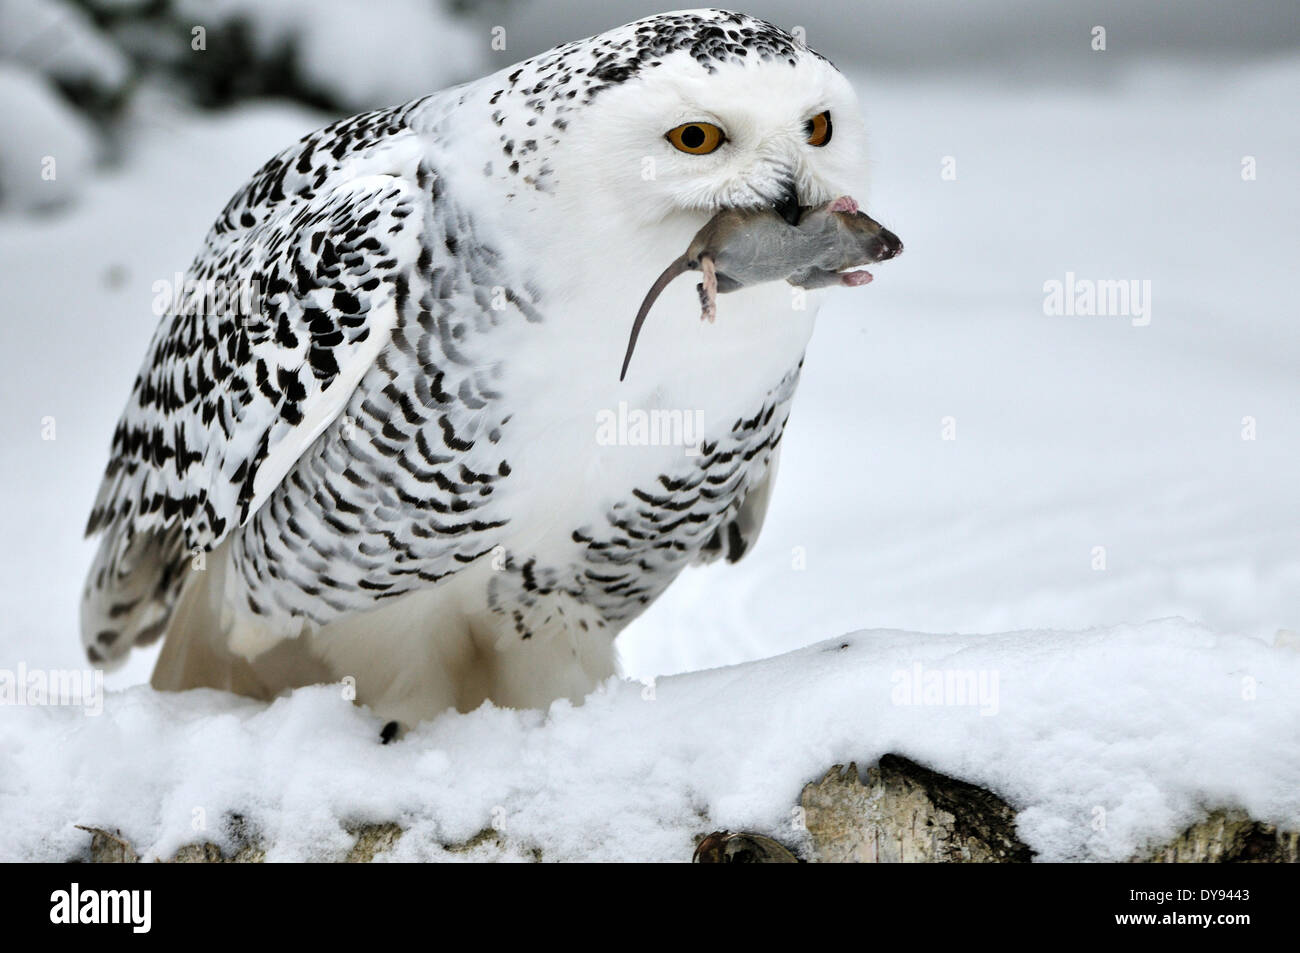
xmin=771 ymin=181 xmax=801 ymax=226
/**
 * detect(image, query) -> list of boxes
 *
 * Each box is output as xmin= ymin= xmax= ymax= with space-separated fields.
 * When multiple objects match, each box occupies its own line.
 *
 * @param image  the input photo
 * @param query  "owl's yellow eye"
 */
xmin=666 ymin=122 xmax=726 ymax=155
xmin=805 ymin=110 xmax=833 ymax=147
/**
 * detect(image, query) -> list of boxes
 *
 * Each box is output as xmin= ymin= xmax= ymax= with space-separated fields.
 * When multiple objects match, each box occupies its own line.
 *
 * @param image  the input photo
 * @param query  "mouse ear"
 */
xmin=620 ymin=255 xmax=692 ymax=381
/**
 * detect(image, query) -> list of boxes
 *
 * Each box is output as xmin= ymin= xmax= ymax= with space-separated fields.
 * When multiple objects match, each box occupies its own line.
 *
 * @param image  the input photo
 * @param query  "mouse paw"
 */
xmin=828 ymin=195 xmax=860 ymax=214
xmin=696 ymin=287 xmax=716 ymax=321
xmin=697 ymin=255 xmax=719 ymax=321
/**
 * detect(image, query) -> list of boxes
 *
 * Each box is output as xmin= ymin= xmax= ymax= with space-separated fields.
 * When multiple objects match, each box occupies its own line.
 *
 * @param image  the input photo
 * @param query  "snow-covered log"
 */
xmin=79 ymin=756 xmax=1298 ymax=863
xmin=7 ymin=620 xmax=1295 ymax=863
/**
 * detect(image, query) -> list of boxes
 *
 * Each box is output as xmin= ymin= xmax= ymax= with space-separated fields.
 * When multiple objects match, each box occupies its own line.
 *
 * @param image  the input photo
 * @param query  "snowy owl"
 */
xmin=82 ymin=9 xmax=889 ymax=728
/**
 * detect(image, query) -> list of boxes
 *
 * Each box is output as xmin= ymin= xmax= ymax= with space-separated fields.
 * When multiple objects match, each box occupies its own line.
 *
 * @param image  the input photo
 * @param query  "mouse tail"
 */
xmin=620 ymin=254 xmax=692 ymax=381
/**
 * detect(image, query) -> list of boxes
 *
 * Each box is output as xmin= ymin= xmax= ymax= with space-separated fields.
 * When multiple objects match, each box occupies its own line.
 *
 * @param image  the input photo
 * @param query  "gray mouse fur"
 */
xmin=620 ymin=195 xmax=902 ymax=380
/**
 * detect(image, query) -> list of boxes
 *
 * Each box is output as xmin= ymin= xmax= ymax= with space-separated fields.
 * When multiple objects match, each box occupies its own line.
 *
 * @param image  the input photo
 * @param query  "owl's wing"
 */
xmin=81 ymin=119 xmax=477 ymax=663
xmin=694 ymin=444 xmax=783 ymax=565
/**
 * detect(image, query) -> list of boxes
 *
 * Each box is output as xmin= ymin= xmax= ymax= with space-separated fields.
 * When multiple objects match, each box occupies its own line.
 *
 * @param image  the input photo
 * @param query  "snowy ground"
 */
xmin=0 ymin=62 xmax=1296 ymax=860
xmin=4 ymin=620 xmax=1298 ymax=863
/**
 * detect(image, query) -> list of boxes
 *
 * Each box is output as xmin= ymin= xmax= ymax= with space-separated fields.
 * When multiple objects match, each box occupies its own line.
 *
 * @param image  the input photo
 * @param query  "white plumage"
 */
xmin=82 ymin=9 xmax=874 ymax=727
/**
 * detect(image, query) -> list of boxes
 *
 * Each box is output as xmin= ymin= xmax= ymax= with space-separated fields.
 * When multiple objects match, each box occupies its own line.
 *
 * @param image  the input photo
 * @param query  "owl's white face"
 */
xmin=561 ymin=50 xmax=871 ymax=229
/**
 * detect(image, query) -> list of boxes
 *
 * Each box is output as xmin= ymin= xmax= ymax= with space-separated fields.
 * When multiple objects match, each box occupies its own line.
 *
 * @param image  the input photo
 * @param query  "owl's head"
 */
xmin=581 ymin=27 xmax=866 ymax=226
xmin=481 ymin=10 xmax=869 ymax=230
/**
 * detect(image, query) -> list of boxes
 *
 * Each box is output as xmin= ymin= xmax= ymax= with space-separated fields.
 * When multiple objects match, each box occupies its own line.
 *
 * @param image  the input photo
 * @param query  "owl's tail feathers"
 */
xmin=148 ymin=540 xmax=328 ymax=697
xmin=80 ymin=524 xmax=189 ymax=668
xmin=148 ymin=549 xmax=244 ymax=694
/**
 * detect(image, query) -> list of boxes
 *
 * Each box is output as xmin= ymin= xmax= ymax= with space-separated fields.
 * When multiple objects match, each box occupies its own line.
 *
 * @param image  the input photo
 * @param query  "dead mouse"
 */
xmin=620 ymin=195 xmax=902 ymax=380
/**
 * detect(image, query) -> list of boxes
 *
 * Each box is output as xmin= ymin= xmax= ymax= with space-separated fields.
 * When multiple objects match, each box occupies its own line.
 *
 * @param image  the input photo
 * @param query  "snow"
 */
xmin=0 ymin=64 xmax=99 ymax=211
xmin=0 ymin=58 xmax=1296 ymax=860
xmin=174 ymin=0 xmax=485 ymax=111
xmin=0 ymin=0 xmax=130 ymax=94
xmin=2 ymin=620 xmax=1297 ymax=862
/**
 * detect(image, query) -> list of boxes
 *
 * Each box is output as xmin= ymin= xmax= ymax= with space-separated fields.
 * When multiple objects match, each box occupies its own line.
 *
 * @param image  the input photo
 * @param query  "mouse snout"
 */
xmin=864 ymin=225 xmax=903 ymax=263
